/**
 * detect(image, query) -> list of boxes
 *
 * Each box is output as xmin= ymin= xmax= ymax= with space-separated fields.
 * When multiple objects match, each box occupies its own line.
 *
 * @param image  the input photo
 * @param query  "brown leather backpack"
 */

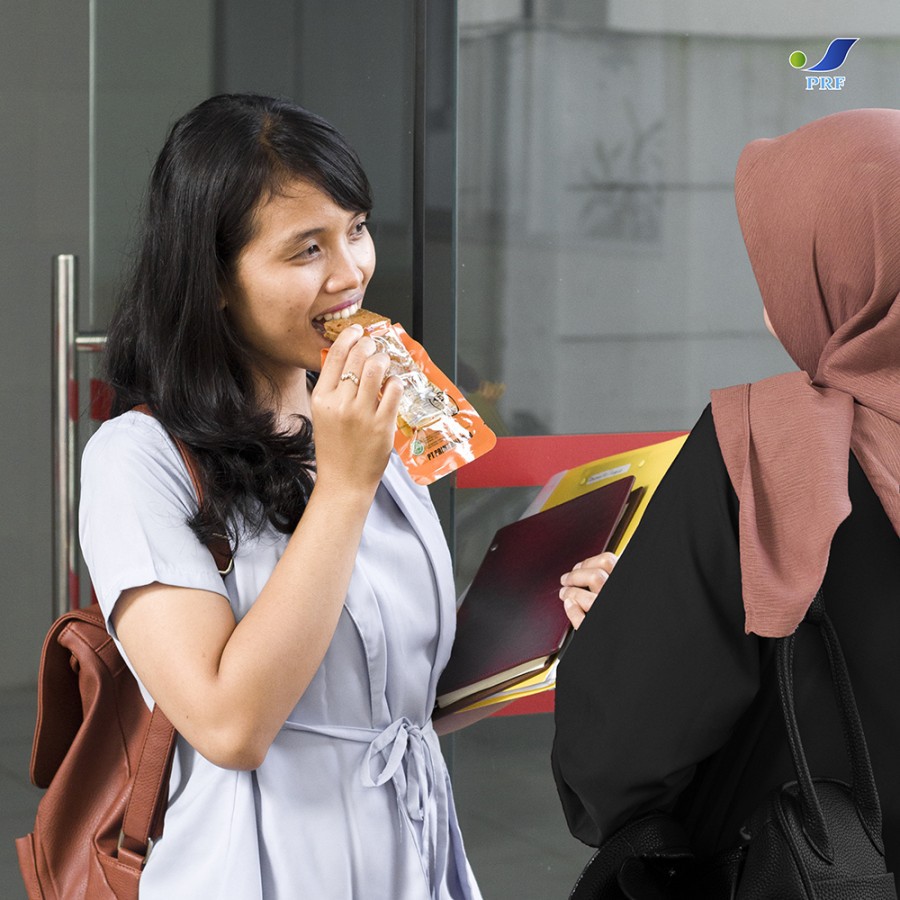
xmin=16 ymin=604 xmax=177 ymax=898
xmin=16 ymin=412 xmax=231 ymax=899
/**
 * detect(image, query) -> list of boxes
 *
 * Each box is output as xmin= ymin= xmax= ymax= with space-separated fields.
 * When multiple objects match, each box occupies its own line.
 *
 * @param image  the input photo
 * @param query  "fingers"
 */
xmin=320 ymin=327 xmax=389 ymax=395
xmin=339 ymin=344 xmax=383 ymax=400
xmin=558 ymin=551 xmax=619 ymax=629
xmin=339 ymin=344 xmax=402 ymax=421
xmin=353 ymin=356 xmax=404 ymax=427
xmin=574 ymin=552 xmax=618 ymax=577
xmin=561 ymin=588 xmax=594 ymax=630
xmin=318 ymin=325 xmax=365 ymax=390
xmin=560 ymin=552 xmax=617 ymax=593
xmin=374 ymin=371 xmax=403 ymax=425
xmin=314 ymin=327 xmax=402 ymax=429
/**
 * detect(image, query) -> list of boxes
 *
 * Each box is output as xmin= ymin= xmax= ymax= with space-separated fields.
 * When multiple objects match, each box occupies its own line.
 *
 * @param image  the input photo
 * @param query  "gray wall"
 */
xmin=0 ymin=3 xmax=90 ymax=687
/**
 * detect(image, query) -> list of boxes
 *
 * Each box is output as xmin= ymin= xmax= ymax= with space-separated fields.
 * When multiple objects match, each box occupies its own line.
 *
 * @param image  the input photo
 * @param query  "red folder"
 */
xmin=435 ymin=475 xmax=635 ymax=715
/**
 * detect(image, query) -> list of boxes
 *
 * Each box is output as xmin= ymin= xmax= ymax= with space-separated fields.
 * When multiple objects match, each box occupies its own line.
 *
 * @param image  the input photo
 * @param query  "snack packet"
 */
xmin=321 ymin=312 xmax=496 ymax=485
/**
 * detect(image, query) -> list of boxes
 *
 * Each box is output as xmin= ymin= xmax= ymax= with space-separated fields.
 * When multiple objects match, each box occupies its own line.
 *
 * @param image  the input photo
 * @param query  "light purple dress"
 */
xmin=79 ymin=412 xmax=482 ymax=899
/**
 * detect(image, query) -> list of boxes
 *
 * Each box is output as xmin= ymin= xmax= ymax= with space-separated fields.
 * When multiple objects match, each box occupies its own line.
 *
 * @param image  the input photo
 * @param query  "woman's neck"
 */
xmin=254 ymin=367 xmax=314 ymax=432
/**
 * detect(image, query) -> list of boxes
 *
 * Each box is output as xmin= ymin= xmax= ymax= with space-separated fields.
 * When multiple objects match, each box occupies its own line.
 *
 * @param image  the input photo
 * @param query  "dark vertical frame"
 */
xmin=214 ymin=0 xmax=457 ymax=541
xmin=414 ymin=0 xmax=458 ymax=550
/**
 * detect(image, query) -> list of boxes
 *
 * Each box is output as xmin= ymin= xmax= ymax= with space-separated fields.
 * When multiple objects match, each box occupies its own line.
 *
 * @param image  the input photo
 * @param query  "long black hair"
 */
xmin=105 ymin=93 xmax=373 ymax=545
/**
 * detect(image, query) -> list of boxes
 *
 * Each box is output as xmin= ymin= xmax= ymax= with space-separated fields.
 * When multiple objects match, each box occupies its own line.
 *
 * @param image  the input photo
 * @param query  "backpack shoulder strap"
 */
xmin=132 ymin=404 xmax=233 ymax=575
xmin=776 ymin=591 xmax=885 ymax=860
xmin=117 ymin=702 xmax=177 ymax=870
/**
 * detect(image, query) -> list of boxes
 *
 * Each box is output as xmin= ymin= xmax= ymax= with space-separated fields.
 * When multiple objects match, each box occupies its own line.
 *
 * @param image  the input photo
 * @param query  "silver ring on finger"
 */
xmin=340 ymin=371 xmax=361 ymax=386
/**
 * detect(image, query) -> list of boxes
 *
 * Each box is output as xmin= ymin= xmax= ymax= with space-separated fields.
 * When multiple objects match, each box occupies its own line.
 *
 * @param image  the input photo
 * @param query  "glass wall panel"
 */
xmin=451 ymin=4 xmax=900 ymax=898
xmin=457 ymin=1 xmax=900 ymax=439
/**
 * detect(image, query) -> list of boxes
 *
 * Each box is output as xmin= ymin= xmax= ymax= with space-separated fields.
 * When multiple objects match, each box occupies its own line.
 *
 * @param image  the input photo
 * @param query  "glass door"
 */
xmin=89 ymin=1 xmax=216 ymax=329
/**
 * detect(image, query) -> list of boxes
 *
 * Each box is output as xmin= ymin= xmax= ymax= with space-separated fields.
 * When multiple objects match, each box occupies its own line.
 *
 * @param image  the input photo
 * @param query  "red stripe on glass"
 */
xmin=90 ymin=379 xmax=114 ymax=422
xmin=456 ymin=432 xmax=685 ymax=489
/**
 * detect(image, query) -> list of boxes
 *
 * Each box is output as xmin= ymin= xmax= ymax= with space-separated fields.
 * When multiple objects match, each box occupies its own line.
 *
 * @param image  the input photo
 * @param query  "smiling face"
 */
xmin=226 ymin=178 xmax=375 ymax=400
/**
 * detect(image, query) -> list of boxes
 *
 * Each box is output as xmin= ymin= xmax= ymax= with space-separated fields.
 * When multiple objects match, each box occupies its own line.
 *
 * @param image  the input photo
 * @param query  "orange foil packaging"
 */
xmin=322 ymin=316 xmax=496 ymax=485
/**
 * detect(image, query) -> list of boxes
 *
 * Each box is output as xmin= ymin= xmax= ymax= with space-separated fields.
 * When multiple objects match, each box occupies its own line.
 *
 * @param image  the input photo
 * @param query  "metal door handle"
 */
xmin=52 ymin=254 xmax=108 ymax=617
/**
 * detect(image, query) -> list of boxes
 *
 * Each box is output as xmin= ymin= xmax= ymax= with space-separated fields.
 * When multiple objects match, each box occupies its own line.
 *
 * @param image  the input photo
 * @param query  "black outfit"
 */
xmin=552 ymin=405 xmax=900 ymax=887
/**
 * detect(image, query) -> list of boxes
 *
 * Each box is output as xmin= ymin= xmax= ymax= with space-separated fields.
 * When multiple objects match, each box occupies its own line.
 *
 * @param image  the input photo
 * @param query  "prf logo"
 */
xmin=789 ymin=38 xmax=858 ymax=91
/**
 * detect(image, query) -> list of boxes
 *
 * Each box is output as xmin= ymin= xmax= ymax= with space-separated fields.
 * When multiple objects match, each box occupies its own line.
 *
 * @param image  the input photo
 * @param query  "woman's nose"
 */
xmin=326 ymin=244 xmax=364 ymax=293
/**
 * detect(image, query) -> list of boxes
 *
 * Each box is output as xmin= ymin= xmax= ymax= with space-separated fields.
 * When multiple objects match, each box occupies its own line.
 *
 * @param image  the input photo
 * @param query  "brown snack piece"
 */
xmin=322 ymin=308 xmax=390 ymax=341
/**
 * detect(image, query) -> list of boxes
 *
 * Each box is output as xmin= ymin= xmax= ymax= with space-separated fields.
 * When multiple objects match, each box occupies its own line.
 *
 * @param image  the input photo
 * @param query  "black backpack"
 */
xmin=568 ymin=592 xmax=897 ymax=899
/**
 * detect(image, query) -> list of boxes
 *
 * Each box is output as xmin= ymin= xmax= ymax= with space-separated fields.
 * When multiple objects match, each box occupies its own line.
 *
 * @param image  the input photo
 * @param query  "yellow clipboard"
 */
xmin=538 ymin=434 xmax=688 ymax=554
xmin=441 ymin=434 xmax=689 ymax=726
xmin=458 ymin=661 xmax=559 ymax=712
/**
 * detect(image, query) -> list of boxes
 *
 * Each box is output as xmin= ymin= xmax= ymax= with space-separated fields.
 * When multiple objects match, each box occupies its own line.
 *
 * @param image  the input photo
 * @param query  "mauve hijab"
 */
xmin=711 ymin=108 xmax=900 ymax=637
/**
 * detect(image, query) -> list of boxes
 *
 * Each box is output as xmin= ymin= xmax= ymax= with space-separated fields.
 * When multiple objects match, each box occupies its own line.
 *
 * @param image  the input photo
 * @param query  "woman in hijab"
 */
xmin=551 ymin=108 xmax=900 ymax=885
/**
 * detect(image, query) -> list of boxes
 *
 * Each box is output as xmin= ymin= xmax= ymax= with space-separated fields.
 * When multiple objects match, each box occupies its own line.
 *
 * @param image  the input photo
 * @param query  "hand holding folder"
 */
xmin=433 ymin=476 xmax=635 ymax=729
xmin=433 ymin=434 xmax=688 ymax=735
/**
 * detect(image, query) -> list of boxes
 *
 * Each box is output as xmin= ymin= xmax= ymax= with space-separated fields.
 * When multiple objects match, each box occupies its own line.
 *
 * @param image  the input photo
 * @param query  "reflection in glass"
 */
xmin=457 ymin=3 xmax=900 ymax=437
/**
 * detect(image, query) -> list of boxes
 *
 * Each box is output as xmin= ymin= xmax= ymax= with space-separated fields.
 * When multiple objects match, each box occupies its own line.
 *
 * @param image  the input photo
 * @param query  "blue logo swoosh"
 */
xmin=805 ymin=38 xmax=858 ymax=72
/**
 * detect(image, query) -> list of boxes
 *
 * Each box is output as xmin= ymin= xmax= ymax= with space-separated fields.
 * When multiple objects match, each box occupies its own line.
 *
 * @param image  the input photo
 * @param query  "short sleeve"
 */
xmin=79 ymin=412 xmax=228 ymax=633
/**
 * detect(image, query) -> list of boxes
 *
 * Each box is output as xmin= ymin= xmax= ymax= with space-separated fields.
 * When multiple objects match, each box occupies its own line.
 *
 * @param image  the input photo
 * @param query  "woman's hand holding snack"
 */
xmin=312 ymin=324 xmax=403 ymax=494
xmin=559 ymin=552 xmax=619 ymax=629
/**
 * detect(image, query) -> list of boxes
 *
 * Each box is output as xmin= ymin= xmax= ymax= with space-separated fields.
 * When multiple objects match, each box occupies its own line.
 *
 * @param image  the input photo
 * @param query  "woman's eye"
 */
xmin=353 ymin=219 xmax=369 ymax=235
xmin=294 ymin=244 xmax=319 ymax=260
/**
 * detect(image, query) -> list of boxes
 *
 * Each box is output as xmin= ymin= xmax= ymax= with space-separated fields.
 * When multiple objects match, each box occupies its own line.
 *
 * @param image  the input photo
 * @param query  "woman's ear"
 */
xmin=219 ymin=296 xmax=228 ymax=310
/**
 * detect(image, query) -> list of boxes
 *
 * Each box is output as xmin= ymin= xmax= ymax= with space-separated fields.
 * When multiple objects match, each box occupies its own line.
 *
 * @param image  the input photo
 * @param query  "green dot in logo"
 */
xmin=789 ymin=50 xmax=807 ymax=69
xmin=412 ymin=438 xmax=425 ymax=456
